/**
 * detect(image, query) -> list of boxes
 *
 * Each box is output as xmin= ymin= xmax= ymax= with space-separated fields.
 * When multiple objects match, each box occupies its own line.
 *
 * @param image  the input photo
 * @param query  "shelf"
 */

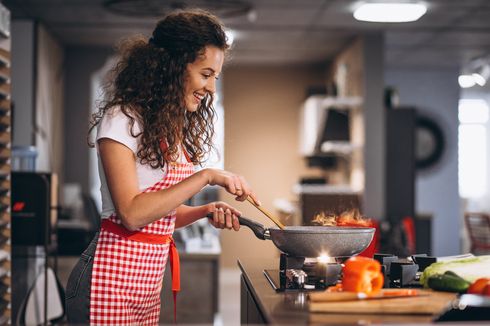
xmin=0 ymin=49 xmax=9 ymax=68
xmin=303 ymin=95 xmax=363 ymax=110
xmin=0 ymin=99 xmax=9 ymax=114
xmin=0 ymin=29 xmax=11 ymax=324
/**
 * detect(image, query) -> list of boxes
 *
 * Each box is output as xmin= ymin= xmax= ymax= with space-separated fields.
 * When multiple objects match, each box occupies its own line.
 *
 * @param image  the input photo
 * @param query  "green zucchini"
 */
xmin=427 ymin=271 xmax=471 ymax=293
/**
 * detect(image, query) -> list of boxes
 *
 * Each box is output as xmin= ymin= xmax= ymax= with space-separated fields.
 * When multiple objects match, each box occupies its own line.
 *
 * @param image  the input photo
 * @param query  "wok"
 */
xmin=237 ymin=216 xmax=375 ymax=258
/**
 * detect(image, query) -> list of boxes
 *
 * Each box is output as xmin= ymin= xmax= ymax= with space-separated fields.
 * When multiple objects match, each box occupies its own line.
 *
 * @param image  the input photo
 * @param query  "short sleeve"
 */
xmin=96 ymin=106 xmax=141 ymax=154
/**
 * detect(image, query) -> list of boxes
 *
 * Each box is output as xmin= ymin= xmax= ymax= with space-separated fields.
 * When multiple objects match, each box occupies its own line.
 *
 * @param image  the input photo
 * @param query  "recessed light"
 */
xmin=353 ymin=2 xmax=427 ymax=23
xmin=225 ymin=29 xmax=236 ymax=46
xmin=458 ymin=75 xmax=476 ymax=88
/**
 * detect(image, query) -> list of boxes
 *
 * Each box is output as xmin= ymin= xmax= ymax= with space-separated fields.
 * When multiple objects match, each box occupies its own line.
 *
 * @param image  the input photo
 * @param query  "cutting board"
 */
xmin=309 ymin=289 xmax=456 ymax=315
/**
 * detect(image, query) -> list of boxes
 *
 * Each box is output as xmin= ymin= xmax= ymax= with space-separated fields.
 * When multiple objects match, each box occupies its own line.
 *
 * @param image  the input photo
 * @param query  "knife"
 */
xmin=309 ymin=289 xmax=422 ymax=302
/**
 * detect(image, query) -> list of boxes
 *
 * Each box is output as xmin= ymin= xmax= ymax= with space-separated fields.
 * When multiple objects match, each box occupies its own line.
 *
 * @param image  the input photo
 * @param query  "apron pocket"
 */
xmin=65 ymin=252 xmax=93 ymax=300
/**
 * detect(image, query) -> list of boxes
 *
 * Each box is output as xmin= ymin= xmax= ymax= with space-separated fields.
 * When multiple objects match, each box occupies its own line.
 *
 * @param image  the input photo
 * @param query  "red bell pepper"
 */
xmin=342 ymin=256 xmax=384 ymax=295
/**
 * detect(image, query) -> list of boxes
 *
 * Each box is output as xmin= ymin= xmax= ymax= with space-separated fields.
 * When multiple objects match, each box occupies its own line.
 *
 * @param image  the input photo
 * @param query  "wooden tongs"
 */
xmin=246 ymin=197 xmax=285 ymax=230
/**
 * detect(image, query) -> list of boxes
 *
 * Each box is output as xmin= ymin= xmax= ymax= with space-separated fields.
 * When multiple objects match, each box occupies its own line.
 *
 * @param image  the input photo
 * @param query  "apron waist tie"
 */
xmin=101 ymin=219 xmax=180 ymax=323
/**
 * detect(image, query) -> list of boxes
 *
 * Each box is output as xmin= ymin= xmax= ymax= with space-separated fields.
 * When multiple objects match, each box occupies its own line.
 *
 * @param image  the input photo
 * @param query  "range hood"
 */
xmin=299 ymin=95 xmax=362 ymax=162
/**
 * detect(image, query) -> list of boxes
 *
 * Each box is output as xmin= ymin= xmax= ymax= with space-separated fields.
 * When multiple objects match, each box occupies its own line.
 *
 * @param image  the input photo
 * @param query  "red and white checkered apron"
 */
xmin=90 ymin=152 xmax=194 ymax=325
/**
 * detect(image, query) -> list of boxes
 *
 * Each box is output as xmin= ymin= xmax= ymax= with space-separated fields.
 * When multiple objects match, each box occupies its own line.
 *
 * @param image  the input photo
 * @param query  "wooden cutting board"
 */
xmin=309 ymin=289 xmax=456 ymax=315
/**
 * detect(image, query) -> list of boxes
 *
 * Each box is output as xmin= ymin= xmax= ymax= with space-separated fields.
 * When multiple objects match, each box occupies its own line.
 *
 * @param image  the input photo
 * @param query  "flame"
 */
xmin=317 ymin=254 xmax=331 ymax=264
xmin=312 ymin=208 xmax=371 ymax=227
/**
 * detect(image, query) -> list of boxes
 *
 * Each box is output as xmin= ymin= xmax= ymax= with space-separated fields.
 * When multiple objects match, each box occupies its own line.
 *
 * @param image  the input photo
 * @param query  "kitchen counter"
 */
xmin=237 ymin=257 xmax=462 ymax=325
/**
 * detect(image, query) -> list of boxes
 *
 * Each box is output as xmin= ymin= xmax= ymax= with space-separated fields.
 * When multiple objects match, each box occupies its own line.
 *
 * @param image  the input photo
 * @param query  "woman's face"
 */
xmin=184 ymin=46 xmax=224 ymax=112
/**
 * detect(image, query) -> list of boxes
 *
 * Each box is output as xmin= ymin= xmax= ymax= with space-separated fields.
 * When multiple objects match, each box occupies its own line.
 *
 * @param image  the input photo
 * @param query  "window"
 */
xmin=458 ymin=99 xmax=489 ymax=198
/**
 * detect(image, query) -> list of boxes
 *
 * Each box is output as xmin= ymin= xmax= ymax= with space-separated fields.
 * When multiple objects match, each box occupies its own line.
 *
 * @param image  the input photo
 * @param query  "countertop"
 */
xmin=237 ymin=256 xmax=471 ymax=325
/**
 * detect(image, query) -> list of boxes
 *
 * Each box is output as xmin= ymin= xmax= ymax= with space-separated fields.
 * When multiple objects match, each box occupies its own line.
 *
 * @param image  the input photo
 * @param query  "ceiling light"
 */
xmin=458 ymin=75 xmax=476 ymax=88
xmin=353 ymin=2 xmax=427 ymax=23
xmin=472 ymin=64 xmax=490 ymax=86
xmin=472 ymin=73 xmax=486 ymax=87
xmin=225 ymin=29 xmax=235 ymax=46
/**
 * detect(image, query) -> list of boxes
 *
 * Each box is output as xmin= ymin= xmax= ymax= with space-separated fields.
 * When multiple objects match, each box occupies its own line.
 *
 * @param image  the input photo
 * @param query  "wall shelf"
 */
xmin=0 ymin=4 xmax=11 ymax=322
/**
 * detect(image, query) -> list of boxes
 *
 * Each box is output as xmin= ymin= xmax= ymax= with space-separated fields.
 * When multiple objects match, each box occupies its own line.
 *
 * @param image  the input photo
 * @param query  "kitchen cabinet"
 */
xmin=299 ymin=95 xmax=362 ymax=157
xmin=159 ymin=253 xmax=219 ymax=324
xmin=299 ymin=95 xmax=364 ymax=191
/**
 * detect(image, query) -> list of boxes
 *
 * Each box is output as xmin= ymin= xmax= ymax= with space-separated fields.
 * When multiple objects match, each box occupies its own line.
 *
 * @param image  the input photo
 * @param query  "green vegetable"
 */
xmin=427 ymin=271 xmax=471 ymax=293
xmin=420 ymin=255 xmax=490 ymax=287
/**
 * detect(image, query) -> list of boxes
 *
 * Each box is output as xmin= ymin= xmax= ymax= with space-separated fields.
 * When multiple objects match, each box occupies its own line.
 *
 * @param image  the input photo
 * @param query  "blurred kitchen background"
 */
xmin=1 ymin=0 xmax=490 ymax=324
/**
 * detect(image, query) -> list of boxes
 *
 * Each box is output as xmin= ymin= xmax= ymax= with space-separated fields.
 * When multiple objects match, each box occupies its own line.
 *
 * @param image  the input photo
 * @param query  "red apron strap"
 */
xmin=159 ymin=139 xmax=192 ymax=164
xmin=101 ymin=219 xmax=181 ymax=322
xmin=169 ymin=238 xmax=180 ymax=323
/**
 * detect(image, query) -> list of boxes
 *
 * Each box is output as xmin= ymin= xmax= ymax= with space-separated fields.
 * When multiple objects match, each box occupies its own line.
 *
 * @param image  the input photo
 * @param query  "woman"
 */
xmin=65 ymin=9 xmax=259 ymax=325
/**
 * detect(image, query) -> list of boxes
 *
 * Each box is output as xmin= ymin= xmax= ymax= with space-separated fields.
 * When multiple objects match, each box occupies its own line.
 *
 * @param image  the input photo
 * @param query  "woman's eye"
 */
xmin=202 ymin=74 xmax=211 ymax=79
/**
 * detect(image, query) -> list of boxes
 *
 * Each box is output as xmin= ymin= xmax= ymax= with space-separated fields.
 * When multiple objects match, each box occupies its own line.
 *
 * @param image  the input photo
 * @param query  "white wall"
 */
xmin=460 ymin=89 xmax=490 ymax=213
xmin=385 ymin=67 xmax=461 ymax=256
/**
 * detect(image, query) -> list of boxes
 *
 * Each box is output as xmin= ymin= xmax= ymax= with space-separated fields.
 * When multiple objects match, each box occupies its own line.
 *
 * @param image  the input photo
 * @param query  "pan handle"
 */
xmin=205 ymin=214 xmax=269 ymax=240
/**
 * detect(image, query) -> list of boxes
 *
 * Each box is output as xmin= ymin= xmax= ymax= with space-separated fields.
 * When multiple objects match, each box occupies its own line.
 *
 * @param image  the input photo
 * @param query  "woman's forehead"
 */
xmin=193 ymin=46 xmax=224 ymax=71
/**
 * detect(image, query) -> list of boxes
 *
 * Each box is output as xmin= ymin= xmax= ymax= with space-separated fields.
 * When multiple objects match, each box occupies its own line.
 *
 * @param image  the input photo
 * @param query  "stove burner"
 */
xmin=266 ymin=252 xmax=472 ymax=292
xmin=374 ymin=253 xmax=428 ymax=288
xmin=264 ymin=253 xmax=342 ymax=292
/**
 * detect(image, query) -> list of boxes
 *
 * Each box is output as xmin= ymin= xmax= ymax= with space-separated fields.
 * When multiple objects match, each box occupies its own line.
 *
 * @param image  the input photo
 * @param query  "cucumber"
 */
xmin=427 ymin=271 xmax=471 ymax=293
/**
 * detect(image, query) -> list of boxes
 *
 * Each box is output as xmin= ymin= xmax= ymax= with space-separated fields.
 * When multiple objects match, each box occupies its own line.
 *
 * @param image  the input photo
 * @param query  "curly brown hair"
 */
xmin=89 ymin=9 xmax=229 ymax=168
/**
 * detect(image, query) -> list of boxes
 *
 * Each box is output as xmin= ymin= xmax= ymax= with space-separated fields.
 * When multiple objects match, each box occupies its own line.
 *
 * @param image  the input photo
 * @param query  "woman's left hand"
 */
xmin=207 ymin=201 xmax=241 ymax=231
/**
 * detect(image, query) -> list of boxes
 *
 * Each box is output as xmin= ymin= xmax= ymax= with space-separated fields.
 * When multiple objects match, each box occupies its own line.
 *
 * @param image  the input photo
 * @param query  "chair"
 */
xmin=16 ymin=267 xmax=65 ymax=325
xmin=464 ymin=212 xmax=490 ymax=254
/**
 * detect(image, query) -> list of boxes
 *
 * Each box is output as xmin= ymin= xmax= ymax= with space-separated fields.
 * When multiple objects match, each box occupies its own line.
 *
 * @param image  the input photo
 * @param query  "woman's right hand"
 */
xmin=202 ymin=168 xmax=261 ymax=205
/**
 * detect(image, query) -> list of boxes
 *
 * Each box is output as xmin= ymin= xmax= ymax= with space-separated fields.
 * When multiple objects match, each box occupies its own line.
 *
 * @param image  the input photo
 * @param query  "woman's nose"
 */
xmin=205 ymin=78 xmax=216 ymax=94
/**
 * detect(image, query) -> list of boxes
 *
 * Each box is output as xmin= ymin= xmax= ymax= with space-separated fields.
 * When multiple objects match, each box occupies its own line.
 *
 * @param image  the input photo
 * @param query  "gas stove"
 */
xmin=264 ymin=254 xmax=342 ymax=291
xmin=264 ymin=252 xmax=474 ymax=292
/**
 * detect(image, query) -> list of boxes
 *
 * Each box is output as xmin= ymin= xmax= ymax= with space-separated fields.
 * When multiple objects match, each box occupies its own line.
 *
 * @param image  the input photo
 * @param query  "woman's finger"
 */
xmin=232 ymin=215 xmax=240 ymax=231
xmin=225 ymin=177 xmax=237 ymax=196
xmin=218 ymin=207 xmax=225 ymax=228
xmin=225 ymin=208 xmax=233 ymax=229
xmin=213 ymin=207 xmax=219 ymax=226
xmin=233 ymin=175 xmax=244 ymax=196
xmin=234 ymin=176 xmax=249 ymax=201
xmin=248 ymin=192 xmax=262 ymax=206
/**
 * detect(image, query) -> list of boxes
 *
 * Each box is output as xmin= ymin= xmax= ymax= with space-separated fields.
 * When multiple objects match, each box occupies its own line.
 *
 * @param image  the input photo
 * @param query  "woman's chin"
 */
xmin=185 ymin=104 xmax=199 ymax=112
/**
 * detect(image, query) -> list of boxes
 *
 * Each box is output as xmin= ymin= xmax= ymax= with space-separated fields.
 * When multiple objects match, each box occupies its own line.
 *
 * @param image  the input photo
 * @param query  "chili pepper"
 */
xmin=342 ymin=256 xmax=384 ymax=295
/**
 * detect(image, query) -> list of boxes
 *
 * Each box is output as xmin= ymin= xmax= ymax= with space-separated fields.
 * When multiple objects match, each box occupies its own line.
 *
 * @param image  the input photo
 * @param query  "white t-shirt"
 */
xmin=96 ymin=106 xmax=188 ymax=219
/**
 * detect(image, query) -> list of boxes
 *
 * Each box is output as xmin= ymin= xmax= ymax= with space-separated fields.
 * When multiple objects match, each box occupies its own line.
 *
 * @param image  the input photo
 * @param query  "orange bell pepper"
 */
xmin=342 ymin=256 xmax=384 ymax=295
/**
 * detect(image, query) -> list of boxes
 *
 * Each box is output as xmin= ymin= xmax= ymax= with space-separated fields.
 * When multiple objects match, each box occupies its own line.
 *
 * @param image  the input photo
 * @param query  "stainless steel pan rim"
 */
xmin=269 ymin=226 xmax=374 ymax=234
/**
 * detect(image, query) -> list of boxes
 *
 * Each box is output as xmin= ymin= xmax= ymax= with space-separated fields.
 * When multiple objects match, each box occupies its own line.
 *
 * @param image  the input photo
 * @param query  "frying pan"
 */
xmin=236 ymin=216 xmax=375 ymax=258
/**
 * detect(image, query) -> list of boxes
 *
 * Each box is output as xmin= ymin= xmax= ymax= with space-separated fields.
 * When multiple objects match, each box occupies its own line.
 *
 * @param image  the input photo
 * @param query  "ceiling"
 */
xmin=4 ymin=0 xmax=490 ymax=68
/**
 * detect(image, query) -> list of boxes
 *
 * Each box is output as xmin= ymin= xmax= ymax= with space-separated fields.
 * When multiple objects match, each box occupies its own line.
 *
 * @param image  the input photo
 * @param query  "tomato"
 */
xmin=483 ymin=283 xmax=490 ymax=296
xmin=467 ymin=277 xmax=490 ymax=295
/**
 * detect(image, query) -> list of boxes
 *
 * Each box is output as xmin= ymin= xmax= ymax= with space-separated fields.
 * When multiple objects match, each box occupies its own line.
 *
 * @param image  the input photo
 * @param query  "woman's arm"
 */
xmin=99 ymin=138 xmax=256 ymax=231
xmin=175 ymin=202 xmax=241 ymax=230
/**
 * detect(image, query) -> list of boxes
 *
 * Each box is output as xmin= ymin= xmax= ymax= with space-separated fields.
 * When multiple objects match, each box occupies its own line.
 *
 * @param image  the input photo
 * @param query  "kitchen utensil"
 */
xmin=246 ymin=197 xmax=285 ymax=230
xmin=237 ymin=216 xmax=374 ymax=258
xmin=309 ymin=289 xmax=422 ymax=302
